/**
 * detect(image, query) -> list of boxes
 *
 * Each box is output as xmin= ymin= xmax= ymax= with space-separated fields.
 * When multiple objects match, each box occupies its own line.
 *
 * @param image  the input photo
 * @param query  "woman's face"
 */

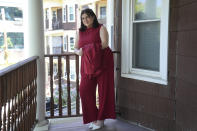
xmin=81 ymin=13 xmax=94 ymax=28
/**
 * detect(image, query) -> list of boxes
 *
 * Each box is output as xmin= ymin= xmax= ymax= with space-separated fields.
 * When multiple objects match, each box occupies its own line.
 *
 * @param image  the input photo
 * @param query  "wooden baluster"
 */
xmin=34 ymin=60 xmax=37 ymax=124
xmin=20 ymin=67 xmax=23 ymax=130
xmin=34 ymin=60 xmax=37 ymax=125
xmin=49 ymin=56 xmax=54 ymax=116
xmin=66 ymin=55 xmax=71 ymax=116
xmin=24 ymin=65 xmax=26 ymax=131
xmin=27 ymin=64 xmax=30 ymax=130
xmin=12 ymin=71 xmax=16 ymax=131
xmin=7 ymin=74 xmax=11 ymax=131
xmin=21 ymin=66 xmax=24 ymax=131
xmin=58 ymin=56 xmax=62 ymax=116
xmin=17 ymin=68 xmax=21 ymax=131
xmin=2 ymin=76 xmax=7 ymax=131
xmin=75 ymin=55 xmax=80 ymax=115
xmin=24 ymin=65 xmax=28 ymax=131
xmin=29 ymin=62 xmax=33 ymax=129
xmin=10 ymin=72 xmax=13 ymax=131
xmin=26 ymin=64 xmax=29 ymax=130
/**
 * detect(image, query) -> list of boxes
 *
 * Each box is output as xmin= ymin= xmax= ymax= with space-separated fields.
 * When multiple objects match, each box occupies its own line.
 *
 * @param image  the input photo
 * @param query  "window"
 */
xmin=100 ymin=7 xmax=106 ymax=19
xmin=63 ymin=36 xmax=67 ymax=51
xmin=46 ymin=9 xmax=49 ymax=20
xmin=62 ymin=6 xmax=66 ymax=22
xmin=121 ymin=0 xmax=169 ymax=85
xmin=6 ymin=32 xmax=24 ymax=49
xmin=0 ymin=6 xmax=22 ymax=21
xmin=52 ymin=11 xmax=56 ymax=21
xmin=68 ymin=37 xmax=74 ymax=52
xmin=68 ymin=5 xmax=75 ymax=22
xmin=0 ymin=32 xmax=4 ymax=47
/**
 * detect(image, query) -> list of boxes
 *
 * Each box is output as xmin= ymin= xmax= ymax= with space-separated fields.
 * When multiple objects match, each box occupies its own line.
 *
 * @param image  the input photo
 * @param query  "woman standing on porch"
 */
xmin=74 ymin=8 xmax=116 ymax=130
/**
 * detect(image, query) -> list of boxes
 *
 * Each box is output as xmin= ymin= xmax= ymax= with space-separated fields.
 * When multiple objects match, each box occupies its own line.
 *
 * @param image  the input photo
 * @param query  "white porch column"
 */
xmin=24 ymin=0 xmax=48 ymax=126
xmin=107 ymin=0 xmax=114 ymax=48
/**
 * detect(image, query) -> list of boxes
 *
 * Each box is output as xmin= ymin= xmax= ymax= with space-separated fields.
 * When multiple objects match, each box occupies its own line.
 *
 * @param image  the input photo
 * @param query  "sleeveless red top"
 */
xmin=78 ymin=25 xmax=102 ymax=48
xmin=78 ymin=24 xmax=114 ymax=76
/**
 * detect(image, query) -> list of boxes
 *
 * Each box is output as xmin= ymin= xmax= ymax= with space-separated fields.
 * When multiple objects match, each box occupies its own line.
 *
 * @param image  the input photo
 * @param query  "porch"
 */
xmin=43 ymin=117 xmax=150 ymax=131
xmin=0 ymin=53 xmax=151 ymax=131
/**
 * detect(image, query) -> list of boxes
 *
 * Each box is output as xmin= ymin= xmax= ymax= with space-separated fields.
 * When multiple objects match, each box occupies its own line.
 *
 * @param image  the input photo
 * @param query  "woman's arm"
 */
xmin=100 ymin=25 xmax=109 ymax=49
xmin=74 ymin=31 xmax=79 ymax=49
xmin=74 ymin=31 xmax=83 ymax=56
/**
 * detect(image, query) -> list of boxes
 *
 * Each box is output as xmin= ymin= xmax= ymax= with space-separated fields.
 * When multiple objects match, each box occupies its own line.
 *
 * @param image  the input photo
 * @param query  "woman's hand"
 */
xmin=74 ymin=48 xmax=83 ymax=56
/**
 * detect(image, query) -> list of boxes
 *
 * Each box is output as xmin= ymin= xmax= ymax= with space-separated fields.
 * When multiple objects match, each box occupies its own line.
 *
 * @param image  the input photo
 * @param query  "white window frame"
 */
xmin=63 ymin=35 xmax=67 ymax=51
xmin=67 ymin=4 xmax=75 ymax=22
xmin=68 ymin=36 xmax=75 ymax=52
xmin=121 ymin=0 xmax=169 ymax=85
xmin=62 ymin=5 xmax=66 ymax=23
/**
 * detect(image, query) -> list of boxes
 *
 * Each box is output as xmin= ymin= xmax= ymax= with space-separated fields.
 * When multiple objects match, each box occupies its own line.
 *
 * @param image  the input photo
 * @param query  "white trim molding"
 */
xmin=121 ymin=0 xmax=169 ymax=85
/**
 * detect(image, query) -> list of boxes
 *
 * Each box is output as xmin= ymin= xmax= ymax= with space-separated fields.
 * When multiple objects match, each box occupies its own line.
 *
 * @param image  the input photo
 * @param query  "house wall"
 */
xmin=62 ymin=4 xmax=78 ymax=30
xmin=115 ymin=0 xmax=197 ymax=131
xmin=171 ymin=0 xmax=197 ymax=130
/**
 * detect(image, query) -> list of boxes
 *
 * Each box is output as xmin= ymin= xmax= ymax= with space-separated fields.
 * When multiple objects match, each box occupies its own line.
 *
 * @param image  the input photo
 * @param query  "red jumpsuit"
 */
xmin=78 ymin=24 xmax=116 ymax=124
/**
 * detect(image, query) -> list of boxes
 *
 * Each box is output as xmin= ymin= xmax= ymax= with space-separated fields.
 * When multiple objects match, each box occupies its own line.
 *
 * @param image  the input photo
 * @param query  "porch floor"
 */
xmin=49 ymin=117 xmax=151 ymax=131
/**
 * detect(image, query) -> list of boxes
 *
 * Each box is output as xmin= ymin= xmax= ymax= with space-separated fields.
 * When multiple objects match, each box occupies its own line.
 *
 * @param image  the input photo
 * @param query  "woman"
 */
xmin=74 ymin=8 xmax=116 ymax=130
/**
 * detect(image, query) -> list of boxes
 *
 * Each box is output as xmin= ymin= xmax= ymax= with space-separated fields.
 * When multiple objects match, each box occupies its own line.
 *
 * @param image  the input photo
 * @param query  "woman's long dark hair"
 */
xmin=79 ymin=8 xmax=100 ymax=32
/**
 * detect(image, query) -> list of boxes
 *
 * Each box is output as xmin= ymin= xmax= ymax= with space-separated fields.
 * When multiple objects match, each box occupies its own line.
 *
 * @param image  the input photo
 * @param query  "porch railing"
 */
xmin=44 ymin=53 xmax=80 ymax=118
xmin=0 ymin=56 xmax=38 ymax=131
xmin=44 ymin=51 xmax=120 ymax=119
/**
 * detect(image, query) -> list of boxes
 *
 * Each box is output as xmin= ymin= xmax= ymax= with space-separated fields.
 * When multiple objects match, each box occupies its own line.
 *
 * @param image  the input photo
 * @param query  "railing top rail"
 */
xmin=44 ymin=52 xmax=76 ymax=57
xmin=112 ymin=51 xmax=120 ymax=54
xmin=45 ymin=51 xmax=120 ymax=57
xmin=0 ymin=56 xmax=39 ymax=77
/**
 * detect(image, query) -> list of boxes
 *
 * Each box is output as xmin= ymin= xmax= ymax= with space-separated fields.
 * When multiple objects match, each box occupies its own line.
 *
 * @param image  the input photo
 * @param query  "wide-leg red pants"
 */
xmin=79 ymin=68 xmax=116 ymax=124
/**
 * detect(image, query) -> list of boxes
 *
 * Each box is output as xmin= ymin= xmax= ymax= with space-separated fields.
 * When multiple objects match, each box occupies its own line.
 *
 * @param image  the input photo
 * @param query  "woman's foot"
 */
xmin=91 ymin=120 xmax=104 ymax=130
xmin=89 ymin=121 xmax=97 ymax=129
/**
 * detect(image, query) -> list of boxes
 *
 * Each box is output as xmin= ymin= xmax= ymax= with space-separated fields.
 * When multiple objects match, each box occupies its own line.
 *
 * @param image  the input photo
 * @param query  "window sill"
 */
xmin=121 ymin=73 xmax=168 ymax=85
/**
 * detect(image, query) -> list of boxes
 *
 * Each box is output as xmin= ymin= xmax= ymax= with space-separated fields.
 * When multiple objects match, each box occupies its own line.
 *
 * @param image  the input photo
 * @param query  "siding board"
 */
xmin=178 ymin=2 xmax=197 ymax=31
xmin=177 ymin=31 xmax=197 ymax=58
xmin=177 ymin=56 xmax=197 ymax=85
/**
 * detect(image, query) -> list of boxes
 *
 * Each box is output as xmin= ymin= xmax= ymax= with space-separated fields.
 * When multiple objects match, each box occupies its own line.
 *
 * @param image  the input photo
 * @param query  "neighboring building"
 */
xmin=43 ymin=0 xmax=79 ymax=101
xmin=43 ymin=0 xmax=78 ymax=54
xmin=0 ymin=2 xmax=24 ymax=67
xmin=78 ymin=0 xmax=107 ymax=26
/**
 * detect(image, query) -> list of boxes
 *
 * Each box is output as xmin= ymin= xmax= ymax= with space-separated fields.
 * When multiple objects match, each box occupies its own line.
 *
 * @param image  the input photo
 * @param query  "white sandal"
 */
xmin=89 ymin=122 xmax=94 ymax=129
xmin=91 ymin=120 xmax=104 ymax=130
xmin=91 ymin=124 xmax=103 ymax=130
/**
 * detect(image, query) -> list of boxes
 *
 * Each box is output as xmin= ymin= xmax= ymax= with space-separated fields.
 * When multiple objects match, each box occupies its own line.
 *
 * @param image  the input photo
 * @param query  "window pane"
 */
xmin=63 ymin=8 xmax=66 ymax=21
xmin=63 ymin=37 xmax=67 ymax=50
xmin=0 ymin=32 xmax=4 ymax=47
xmin=100 ymin=7 xmax=106 ymax=19
xmin=7 ymin=32 xmax=24 ymax=49
xmin=0 ymin=6 xmax=23 ymax=21
xmin=69 ymin=7 xmax=73 ymax=14
xmin=134 ymin=0 xmax=161 ymax=20
xmin=70 ymin=14 xmax=73 ymax=21
xmin=132 ymin=21 xmax=160 ymax=71
xmin=70 ymin=37 xmax=74 ymax=50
